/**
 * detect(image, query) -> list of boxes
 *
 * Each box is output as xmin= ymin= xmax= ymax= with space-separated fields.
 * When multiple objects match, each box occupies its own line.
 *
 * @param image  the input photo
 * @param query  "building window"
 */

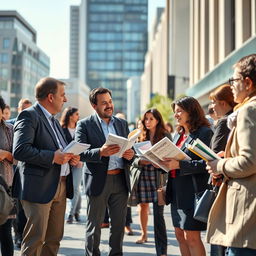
xmin=3 ymin=38 xmax=10 ymax=49
xmin=0 ymin=53 xmax=9 ymax=64
xmin=0 ymin=68 xmax=8 ymax=79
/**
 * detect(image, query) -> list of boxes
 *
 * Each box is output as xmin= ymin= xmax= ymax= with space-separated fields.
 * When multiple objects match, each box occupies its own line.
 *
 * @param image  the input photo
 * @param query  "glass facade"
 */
xmin=86 ymin=0 xmax=148 ymax=112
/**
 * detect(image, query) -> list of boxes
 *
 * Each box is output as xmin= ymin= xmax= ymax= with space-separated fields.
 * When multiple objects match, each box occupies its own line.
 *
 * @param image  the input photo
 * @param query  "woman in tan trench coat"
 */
xmin=206 ymin=54 xmax=256 ymax=256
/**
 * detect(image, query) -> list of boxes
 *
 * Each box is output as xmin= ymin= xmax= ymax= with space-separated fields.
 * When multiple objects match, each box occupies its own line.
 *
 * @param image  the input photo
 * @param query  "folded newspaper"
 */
xmin=187 ymin=138 xmax=221 ymax=161
xmin=63 ymin=141 xmax=90 ymax=155
xmin=134 ymin=137 xmax=191 ymax=172
xmin=105 ymin=128 xmax=141 ymax=158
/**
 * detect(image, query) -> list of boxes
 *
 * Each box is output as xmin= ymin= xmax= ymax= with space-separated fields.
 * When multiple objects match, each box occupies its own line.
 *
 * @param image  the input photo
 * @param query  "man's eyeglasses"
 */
xmin=228 ymin=78 xmax=242 ymax=86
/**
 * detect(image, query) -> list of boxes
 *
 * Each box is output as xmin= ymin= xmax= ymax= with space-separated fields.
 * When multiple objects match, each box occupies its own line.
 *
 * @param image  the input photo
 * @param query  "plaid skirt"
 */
xmin=137 ymin=165 xmax=158 ymax=203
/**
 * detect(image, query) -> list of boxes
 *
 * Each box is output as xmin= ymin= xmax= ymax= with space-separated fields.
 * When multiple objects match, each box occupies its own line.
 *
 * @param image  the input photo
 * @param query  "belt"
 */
xmin=107 ymin=169 xmax=123 ymax=175
xmin=60 ymin=176 xmax=67 ymax=182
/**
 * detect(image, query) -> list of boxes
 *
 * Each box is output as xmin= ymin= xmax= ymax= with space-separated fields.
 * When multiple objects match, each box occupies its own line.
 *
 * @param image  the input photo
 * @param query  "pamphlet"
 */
xmin=105 ymin=128 xmax=141 ymax=158
xmin=187 ymin=138 xmax=221 ymax=161
xmin=63 ymin=141 xmax=91 ymax=155
xmin=134 ymin=137 xmax=191 ymax=172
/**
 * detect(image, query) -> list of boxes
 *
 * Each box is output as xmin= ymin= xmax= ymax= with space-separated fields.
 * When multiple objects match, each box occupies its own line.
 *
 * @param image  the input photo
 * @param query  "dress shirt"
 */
xmin=38 ymin=103 xmax=70 ymax=176
xmin=96 ymin=114 xmax=124 ymax=170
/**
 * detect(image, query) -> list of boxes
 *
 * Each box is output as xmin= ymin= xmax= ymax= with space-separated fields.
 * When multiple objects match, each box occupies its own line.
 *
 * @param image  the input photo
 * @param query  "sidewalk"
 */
xmin=14 ymin=196 xmax=210 ymax=255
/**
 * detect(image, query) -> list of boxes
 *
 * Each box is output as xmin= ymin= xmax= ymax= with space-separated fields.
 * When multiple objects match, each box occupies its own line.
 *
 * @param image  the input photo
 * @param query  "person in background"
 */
xmin=131 ymin=108 xmax=170 ymax=256
xmin=206 ymin=104 xmax=217 ymax=131
xmin=0 ymin=96 xmax=15 ymax=256
xmin=165 ymin=121 xmax=174 ymax=139
xmin=60 ymin=107 xmax=83 ymax=224
xmin=7 ymin=98 xmax=32 ymax=125
xmin=208 ymin=84 xmax=236 ymax=256
xmin=3 ymin=104 xmax=11 ymax=121
xmin=162 ymin=96 xmax=213 ymax=256
xmin=207 ymin=54 xmax=256 ymax=256
xmin=75 ymin=88 xmax=134 ymax=256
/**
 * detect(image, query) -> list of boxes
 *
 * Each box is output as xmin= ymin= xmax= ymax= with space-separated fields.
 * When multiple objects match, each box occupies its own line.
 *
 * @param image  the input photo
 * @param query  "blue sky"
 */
xmin=1 ymin=0 xmax=165 ymax=78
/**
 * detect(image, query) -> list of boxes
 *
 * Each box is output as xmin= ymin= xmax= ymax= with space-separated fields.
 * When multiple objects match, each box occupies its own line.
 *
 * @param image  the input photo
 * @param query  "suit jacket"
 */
xmin=207 ymin=97 xmax=256 ymax=249
xmin=62 ymin=127 xmax=73 ymax=144
xmin=75 ymin=114 xmax=132 ymax=196
xmin=12 ymin=103 xmax=73 ymax=204
xmin=165 ymin=126 xmax=213 ymax=209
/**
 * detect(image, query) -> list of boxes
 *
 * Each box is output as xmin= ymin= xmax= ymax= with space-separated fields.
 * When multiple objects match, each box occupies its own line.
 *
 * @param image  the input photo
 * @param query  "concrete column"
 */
xmin=193 ymin=0 xmax=200 ymax=82
xmin=209 ymin=0 xmax=219 ymax=70
xmin=252 ymin=0 xmax=256 ymax=35
xmin=200 ymin=0 xmax=209 ymax=77
xmin=235 ymin=0 xmax=251 ymax=48
xmin=189 ymin=0 xmax=194 ymax=86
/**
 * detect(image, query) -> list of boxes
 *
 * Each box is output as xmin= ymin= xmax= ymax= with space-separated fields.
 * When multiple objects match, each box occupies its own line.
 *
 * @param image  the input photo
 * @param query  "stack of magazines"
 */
xmin=187 ymin=138 xmax=221 ymax=161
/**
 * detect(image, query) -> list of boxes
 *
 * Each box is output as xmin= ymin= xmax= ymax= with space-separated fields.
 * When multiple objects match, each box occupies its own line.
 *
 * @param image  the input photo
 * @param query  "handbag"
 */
xmin=0 ymin=175 xmax=14 ymax=225
xmin=157 ymin=173 xmax=166 ymax=206
xmin=192 ymin=175 xmax=218 ymax=223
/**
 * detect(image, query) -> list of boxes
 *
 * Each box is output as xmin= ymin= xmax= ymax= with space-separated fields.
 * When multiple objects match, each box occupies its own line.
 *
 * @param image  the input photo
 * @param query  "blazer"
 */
xmin=75 ymin=114 xmax=132 ymax=196
xmin=165 ymin=126 xmax=213 ymax=209
xmin=207 ymin=97 xmax=256 ymax=249
xmin=62 ymin=127 xmax=73 ymax=144
xmin=12 ymin=103 xmax=73 ymax=204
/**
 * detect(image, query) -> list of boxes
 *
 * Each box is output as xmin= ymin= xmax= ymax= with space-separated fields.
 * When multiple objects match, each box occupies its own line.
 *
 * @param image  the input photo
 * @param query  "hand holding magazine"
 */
xmin=105 ymin=128 xmax=141 ymax=158
xmin=187 ymin=138 xmax=221 ymax=161
xmin=134 ymin=137 xmax=191 ymax=172
xmin=63 ymin=141 xmax=91 ymax=155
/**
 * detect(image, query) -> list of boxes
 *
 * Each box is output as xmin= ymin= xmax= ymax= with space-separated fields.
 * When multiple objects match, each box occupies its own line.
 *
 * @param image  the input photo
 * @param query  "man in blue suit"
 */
xmin=12 ymin=77 xmax=80 ymax=256
xmin=76 ymin=88 xmax=134 ymax=256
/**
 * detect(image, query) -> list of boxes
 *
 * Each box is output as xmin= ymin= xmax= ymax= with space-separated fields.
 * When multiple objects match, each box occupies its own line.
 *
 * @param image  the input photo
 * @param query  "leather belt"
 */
xmin=60 ymin=176 xmax=67 ymax=181
xmin=107 ymin=169 xmax=123 ymax=175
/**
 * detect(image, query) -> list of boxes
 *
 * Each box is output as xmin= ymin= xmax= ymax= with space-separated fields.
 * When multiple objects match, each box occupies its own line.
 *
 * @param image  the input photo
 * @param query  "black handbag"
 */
xmin=192 ymin=175 xmax=218 ymax=223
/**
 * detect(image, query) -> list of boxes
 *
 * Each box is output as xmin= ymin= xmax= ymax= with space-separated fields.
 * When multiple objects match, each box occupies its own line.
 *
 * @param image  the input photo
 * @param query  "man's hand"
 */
xmin=53 ymin=150 xmax=74 ymax=165
xmin=122 ymin=148 xmax=134 ymax=160
xmin=0 ymin=149 xmax=8 ymax=161
xmin=206 ymin=159 xmax=220 ymax=175
xmin=100 ymin=144 xmax=120 ymax=157
xmin=69 ymin=155 xmax=80 ymax=166
xmin=161 ymin=158 xmax=180 ymax=171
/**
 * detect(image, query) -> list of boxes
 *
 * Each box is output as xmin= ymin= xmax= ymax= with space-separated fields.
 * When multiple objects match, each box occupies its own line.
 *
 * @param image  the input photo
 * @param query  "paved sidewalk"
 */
xmin=14 ymin=196 xmax=210 ymax=256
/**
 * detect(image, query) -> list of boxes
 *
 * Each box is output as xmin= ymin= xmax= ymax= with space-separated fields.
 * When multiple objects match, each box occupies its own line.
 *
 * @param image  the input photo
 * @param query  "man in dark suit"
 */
xmin=12 ymin=77 xmax=80 ymax=256
xmin=75 ymin=87 xmax=134 ymax=256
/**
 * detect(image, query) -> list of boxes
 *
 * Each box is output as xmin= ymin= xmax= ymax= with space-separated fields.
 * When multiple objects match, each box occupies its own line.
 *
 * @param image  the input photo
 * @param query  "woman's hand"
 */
xmin=206 ymin=160 xmax=220 ymax=175
xmin=0 ymin=149 xmax=13 ymax=163
xmin=161 ymin=158 xmax=180 ymax=170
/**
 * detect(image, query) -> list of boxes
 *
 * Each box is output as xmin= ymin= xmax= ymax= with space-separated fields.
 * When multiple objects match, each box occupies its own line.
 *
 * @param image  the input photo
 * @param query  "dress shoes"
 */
xmin=66 ymin=214 xmax=73 ymax=224
xmin=124 ymin=225 xmax=134 ymax=236
xmin=74 ymin=213 xmax=80 ymax=222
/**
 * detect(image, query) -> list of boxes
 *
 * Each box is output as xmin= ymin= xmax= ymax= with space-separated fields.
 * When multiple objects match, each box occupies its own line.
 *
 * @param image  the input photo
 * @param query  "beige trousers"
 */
xmin=21 ymin=179 xmax=67 ymax=256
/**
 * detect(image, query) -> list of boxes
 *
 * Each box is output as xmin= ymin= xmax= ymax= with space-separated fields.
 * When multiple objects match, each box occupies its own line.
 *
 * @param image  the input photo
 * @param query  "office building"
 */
xmin=0 ymin=10 xmax=50 ymax=117
xmin=70 ymin=0 xmax=148 ymax=113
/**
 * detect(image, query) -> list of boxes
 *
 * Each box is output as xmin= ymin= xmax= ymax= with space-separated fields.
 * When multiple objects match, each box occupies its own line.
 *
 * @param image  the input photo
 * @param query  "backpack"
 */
xmin=0 ymin=175 xmax=14 ymax=225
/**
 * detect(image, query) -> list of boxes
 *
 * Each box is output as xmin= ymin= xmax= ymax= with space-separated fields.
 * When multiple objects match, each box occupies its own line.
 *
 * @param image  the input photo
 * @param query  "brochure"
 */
xmin=135 ymin=137 xmax=191 ymax=172
xmin=105 ymin=128 xmax=141 ymax=158
xmin=63 ymin=141 xmax=91 ymax=155
xmin=187 ymin=138 xmax=221 ymax=161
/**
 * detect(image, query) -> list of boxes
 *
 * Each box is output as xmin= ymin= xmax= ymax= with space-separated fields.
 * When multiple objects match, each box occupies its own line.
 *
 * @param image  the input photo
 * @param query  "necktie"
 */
xmin=51 ymin=116 xmax=67 ymax=149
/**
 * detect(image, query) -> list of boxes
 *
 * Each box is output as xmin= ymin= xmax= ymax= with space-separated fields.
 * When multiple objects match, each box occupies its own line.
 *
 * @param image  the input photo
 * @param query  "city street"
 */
xmin=14 ymin=196 xmax=210 ymax=256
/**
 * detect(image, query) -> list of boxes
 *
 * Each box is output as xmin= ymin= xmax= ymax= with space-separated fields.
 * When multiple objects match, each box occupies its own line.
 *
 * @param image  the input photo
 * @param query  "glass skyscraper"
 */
xmin=72 ymin=0 xmax=148 ymax=113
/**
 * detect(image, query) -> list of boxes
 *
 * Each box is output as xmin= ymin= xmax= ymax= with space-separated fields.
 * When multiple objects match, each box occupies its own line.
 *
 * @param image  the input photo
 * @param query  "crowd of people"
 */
xmin=0 ymin=54 xmax=256 ymax=256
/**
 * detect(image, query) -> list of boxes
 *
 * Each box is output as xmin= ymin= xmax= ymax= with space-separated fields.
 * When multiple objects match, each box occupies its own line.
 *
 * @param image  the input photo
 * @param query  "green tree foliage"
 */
xmin=146 ymin=93 xmax=174 ymax=123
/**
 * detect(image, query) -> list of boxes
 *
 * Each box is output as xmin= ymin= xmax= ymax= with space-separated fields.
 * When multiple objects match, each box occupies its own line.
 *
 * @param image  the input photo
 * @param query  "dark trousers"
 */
xmin=85 ymin=173 xmax=128 ymax=256
xmin=153 ymin=202 xmax=167 ymax=256
xmin=211 ymin=244 xmax=226 ymax=256
xmin=13 ymin=199 xmax=27 ymax=241
xmin=103 ymin=206 xmax=132 ymax=226
xmin=0 ymin=219 xmax=14 ymax=256
xmin=227 ymin=247 xmax=256 ymax=256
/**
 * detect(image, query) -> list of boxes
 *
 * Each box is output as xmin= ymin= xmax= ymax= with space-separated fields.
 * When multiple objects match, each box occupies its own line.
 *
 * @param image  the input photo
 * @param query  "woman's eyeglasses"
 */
xmin=228 ymin=78 xmax=242 ymax=86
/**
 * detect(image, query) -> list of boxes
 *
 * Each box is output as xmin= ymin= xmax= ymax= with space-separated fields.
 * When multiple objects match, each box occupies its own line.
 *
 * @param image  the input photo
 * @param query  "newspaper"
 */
xmin=135 ymin=137 xmax=191 ymax=172
xmin=63 ymin=141 xmax=90 ymax=155
xmin=105 ymin=128 xmax=141 ymax=158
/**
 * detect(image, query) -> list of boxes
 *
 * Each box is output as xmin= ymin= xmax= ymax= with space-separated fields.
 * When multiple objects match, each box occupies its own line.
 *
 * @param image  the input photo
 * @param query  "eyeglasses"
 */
xmin=228 ymin=78 xmax=242 ymax=86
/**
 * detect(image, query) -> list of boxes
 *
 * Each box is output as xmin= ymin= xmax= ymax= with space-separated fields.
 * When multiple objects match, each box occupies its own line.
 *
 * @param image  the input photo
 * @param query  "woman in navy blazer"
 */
xmin=162 ymin=96 xmax=213 ymax=256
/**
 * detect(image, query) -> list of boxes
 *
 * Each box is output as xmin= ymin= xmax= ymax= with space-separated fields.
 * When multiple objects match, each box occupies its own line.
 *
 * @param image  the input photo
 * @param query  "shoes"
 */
xmin=66 ymin=215 xmax=73 ymax=224
xmin=135 ymin=236 xmax=148 ymax=244
xmin=124 ymin=226 xmax=134 ymax=236
xmin=101 ymin=222 xmax=110 ymax=228
xmin=74 ymin=213 xmax=80 ymax=222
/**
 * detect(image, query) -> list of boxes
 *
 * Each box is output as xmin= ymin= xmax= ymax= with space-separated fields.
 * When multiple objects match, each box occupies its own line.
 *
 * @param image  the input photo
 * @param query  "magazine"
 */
xmin=63 ymin=141 xmax=91 ymax=155
xmin=105 ymin=128 xmax=141 ymax=158
xmin=187 ymin=138 xmax=221 ymax=161
xmin=134 ymin=137 xmax=191 ymax=172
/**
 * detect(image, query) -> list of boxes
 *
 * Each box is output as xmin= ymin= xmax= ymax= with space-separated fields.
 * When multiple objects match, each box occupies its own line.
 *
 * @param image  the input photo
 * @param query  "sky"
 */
xmin=1 ymin=0 xmax=165 ymax=78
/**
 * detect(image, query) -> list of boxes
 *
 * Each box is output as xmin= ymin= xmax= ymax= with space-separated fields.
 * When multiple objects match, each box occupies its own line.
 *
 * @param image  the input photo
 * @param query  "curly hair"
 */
xmin=139 ymin=108 xmax=167 ymax=145
xmin=172 ymin=96 xmax=210 ymax=133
